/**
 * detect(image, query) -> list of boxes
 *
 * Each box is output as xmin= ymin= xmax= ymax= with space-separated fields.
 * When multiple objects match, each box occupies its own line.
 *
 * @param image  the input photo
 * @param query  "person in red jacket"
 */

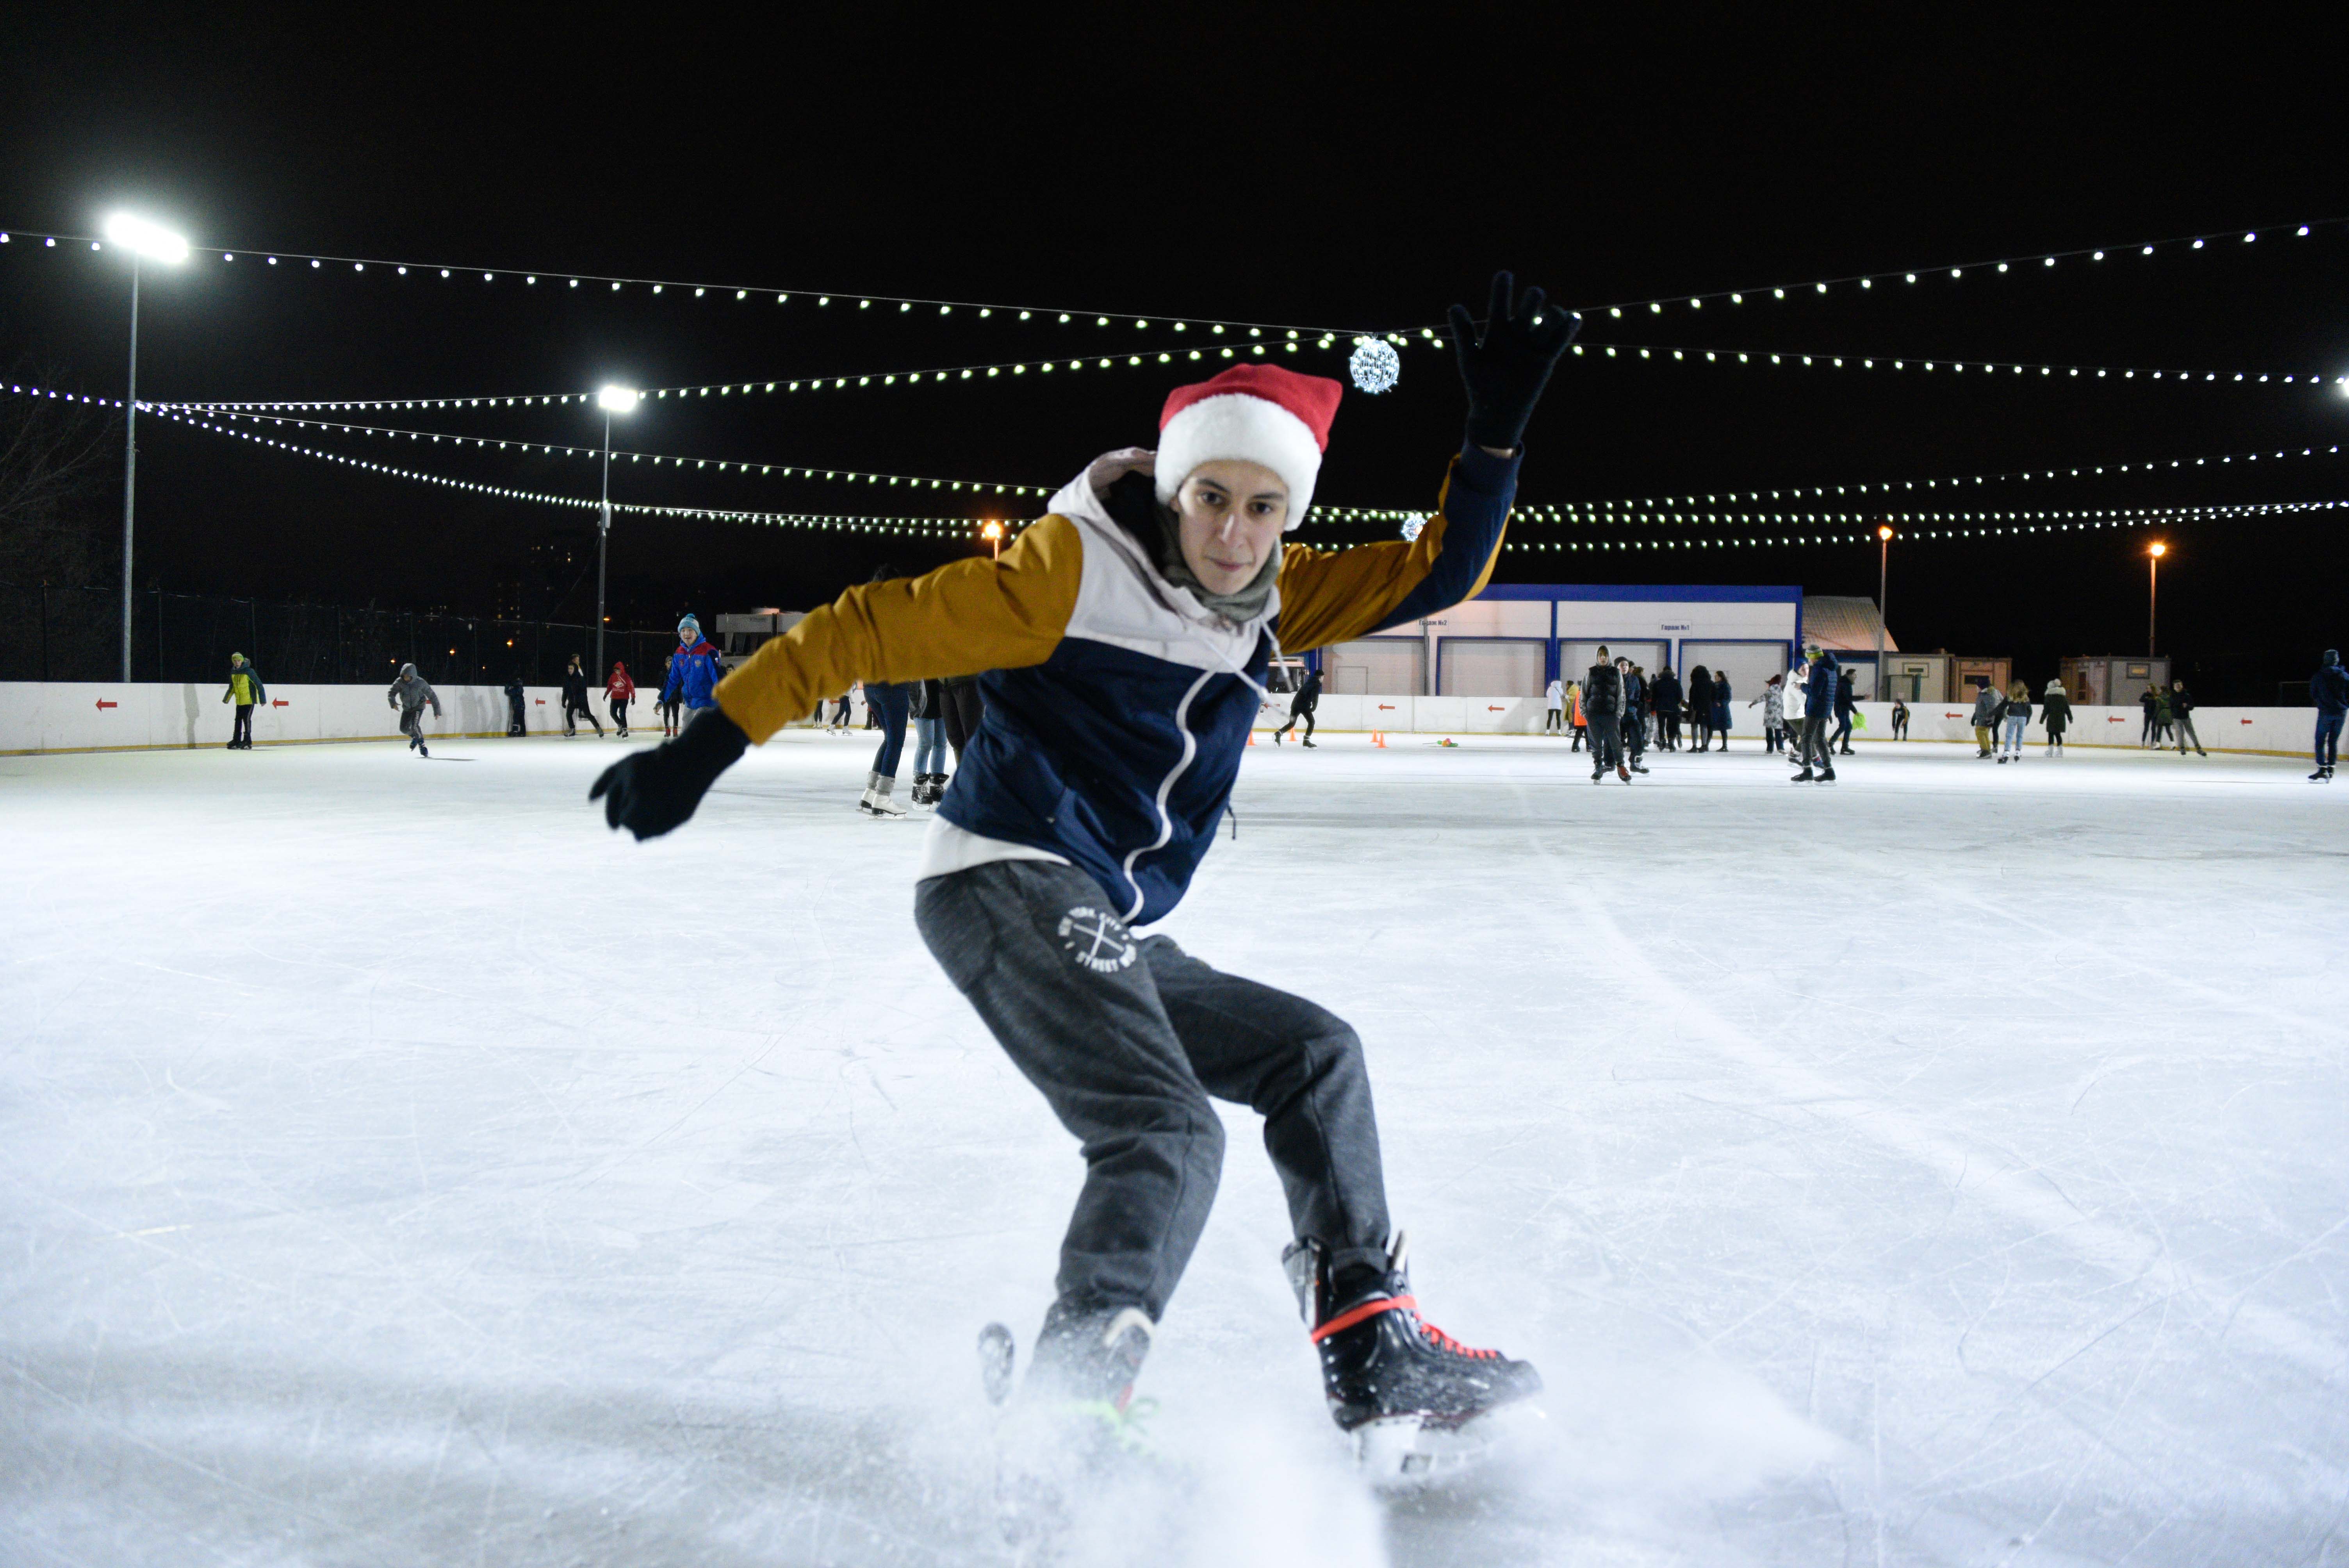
xmin=606 ymin=661 xmax=636 ymax=738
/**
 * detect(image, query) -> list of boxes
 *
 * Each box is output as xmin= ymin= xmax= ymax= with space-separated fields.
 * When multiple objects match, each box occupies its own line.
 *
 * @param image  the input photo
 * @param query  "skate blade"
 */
xmin=1352 ymin=1402 xmax=1545 ymax=1489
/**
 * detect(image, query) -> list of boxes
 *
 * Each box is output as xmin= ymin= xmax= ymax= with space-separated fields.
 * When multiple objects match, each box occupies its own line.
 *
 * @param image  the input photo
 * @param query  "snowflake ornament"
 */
xmin=1399 ymin=514 xmax=1427 ymax=542
xmin=1349 ymin=336 xmax=1401 ymax=394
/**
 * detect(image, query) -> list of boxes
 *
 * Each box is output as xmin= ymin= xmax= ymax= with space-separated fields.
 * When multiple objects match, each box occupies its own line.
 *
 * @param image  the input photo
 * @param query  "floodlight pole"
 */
xmin=120 ymin=256 xmax=140 ymax=681
xmin=1875 ymin=524 xmax=1891 ymax=702
xmin=597 ymin=410 xmax=611 ymax=676
xmin=2148 ymin=551 xmax=2158 ymax=658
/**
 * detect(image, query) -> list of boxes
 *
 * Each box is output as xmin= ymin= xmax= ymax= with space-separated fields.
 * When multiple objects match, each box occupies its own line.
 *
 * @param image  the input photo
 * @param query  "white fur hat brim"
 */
xmin=1152 ymin=392 xmax=1322 ymax=531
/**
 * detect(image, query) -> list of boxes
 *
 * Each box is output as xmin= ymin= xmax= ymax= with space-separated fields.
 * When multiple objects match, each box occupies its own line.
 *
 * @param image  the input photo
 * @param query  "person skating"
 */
xmin=1971 ymin=681 xmax=2005 ymax=759
xmin=606 ymin=661 xmax=636 ymax=738
xmin=1792 ymin=647 xmax=1840 ymax=782
xmin=660 ymin=615 xmax=725 ymax=725
xmin=1650 ymin=664 xmax=1682 ymax=750
xmin=909 ymin=677 xmax=952 ymax=804
xmin=1566 ymin=678 xmax=1584 ymax=751
xmin=2310 ymin=649 xmax=2347 ymax=780
xmin=1832 ymin=666 xmax=1857 ymax=754
xmin=1618 ymin=659 xmax=1650 ymax=773
xmin=559 ymin=655 xmax=604 ymax=737
xmin=591 ymin=281 xmax=1572 ymax=1492
xmin=2168 ymin=678 xmax=2207 ymax=756
xmin=1583 ymin=647 xmax=1627 ymax=781
xmin=220 ymin=652 xmax=266 ymax=750
xmin=1543 ymin=675 xmax=1564 ymax=735
xmin=504 ymin=668 xmax=528 ymax=736
xmin=1890 ymin=695 xmax=1910 ymax=741
xmin=1996 ymin=679 xmax=2030 ymax=762
xmin=387 ymin=662 xmax=441 ymax=757
xmin=1711 ymin=669 xmax=1733 ymax=750
xmin=1780 ymin=651 xmax=1808 ymax=769
xmin=1687 ymin=665 xmax=1715 ymax=751
xmin=1273 ymin=664 xmax=1322 ymax=746
xmin=1752 ymin=672 xmax=1784 ymax=752
xmin=2139 ymin=684 xmax=2161 ymax=748
xmin=2040 ymin=679 xmax=2071 ymax=754
xmin=941 ymin=672 xmax=986 ymax=764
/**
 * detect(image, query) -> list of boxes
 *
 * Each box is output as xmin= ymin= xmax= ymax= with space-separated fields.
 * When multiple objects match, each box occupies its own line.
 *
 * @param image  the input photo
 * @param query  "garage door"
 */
xmin=1559 ymin=640 xmax=1666 ymax=686
xmin=1677 ymin=641 xmax=1786 ymax=706
xmin=1323 ymin=638 xmax=1425 ymax=695
xmin=1438 ymin=638 xmax=1547 ymax=696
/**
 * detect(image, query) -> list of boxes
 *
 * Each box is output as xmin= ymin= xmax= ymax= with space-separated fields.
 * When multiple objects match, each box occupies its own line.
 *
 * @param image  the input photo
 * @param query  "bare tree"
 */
xmin=0 ymin=369 xmax=118 ymax=586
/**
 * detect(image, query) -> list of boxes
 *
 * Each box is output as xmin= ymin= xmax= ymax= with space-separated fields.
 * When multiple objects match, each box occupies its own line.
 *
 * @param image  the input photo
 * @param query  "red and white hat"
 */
xmin=1154 ymin=364 xmax=1344 ymax=531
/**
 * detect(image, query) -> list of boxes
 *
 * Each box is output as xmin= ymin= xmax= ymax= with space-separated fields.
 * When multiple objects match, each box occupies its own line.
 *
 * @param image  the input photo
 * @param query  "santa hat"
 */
xmin=1154 ymin=364 xmax=1344 ymax=531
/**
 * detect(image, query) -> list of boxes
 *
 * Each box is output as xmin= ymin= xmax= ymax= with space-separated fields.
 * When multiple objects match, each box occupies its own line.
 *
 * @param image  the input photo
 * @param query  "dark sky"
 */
xmin=3 ymin=5 xmax=2345 ymax=695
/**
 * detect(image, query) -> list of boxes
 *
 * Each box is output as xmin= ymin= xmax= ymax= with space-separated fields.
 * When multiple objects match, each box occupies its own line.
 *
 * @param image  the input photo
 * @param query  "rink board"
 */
xmin=2 ymin=681 xmax=2328 ymax=758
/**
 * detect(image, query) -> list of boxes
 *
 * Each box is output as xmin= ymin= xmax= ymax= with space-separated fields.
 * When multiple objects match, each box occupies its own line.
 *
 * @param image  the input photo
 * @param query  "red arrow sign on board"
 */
xmin=2108 ymin=716 xmax=2127 ymax=722
xmin=1487 ymin=705 xmax=1506 ymax=712
xmin=535 ymin=698 xmax=546 ymax=705
xmin=271 ymin=699 xmax=289 ymax=708
xmin=1377 ymin=703 xmax=1397 ymax=711
xmin=94 ymin=700 xmax=117 ymax=710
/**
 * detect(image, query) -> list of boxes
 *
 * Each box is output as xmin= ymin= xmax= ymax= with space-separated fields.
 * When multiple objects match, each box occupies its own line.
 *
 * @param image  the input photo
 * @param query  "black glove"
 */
xmin=1448 ymin=271 xmax=1581 ymax=453
xmin=590 ymin=706 xmax=748 ymax=840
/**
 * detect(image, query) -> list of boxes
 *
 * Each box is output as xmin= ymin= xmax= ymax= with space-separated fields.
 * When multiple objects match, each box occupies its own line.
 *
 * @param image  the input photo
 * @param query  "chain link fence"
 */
xmin=0 ymin=584 xmax=682 ymax=689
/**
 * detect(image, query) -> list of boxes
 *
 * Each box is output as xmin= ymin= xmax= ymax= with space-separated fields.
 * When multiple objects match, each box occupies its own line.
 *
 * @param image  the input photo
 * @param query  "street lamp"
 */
xmin=981 ymin=519 xmax=1004 ymax=560
xmin=2147 ymin=541 xmax=2167 ymax=657
xmin=593 ymin=385 xmax=640 ymax=677
xmin=1875 ymin=523 xmax=1893 ymax=701
xmin=103 ymin=213 xmax=189 ymax=681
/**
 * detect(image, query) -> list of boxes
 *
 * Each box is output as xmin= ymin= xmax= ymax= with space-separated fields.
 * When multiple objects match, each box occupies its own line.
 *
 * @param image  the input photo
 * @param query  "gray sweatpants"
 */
xmin=914 ymin=859 xmax=1390 ymax=1320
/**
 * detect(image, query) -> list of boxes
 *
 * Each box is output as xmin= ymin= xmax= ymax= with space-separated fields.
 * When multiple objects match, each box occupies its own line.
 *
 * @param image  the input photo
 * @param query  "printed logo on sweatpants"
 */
xmin=1058 ymin=905 xmax=1138 ymax=974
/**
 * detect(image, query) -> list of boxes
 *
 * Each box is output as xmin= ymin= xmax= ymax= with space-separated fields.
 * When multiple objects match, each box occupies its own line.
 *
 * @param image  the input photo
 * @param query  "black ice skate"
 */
xmin=981 ymin=1302 xmax=1160 ymax=1549
xmin=1285 ymin=1233 xmax=1542 ymax=1483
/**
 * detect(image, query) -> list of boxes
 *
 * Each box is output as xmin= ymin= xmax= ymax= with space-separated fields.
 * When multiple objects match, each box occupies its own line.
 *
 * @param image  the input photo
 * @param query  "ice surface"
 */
xmin=2 ymin=728 xmax=2344 ymax=1566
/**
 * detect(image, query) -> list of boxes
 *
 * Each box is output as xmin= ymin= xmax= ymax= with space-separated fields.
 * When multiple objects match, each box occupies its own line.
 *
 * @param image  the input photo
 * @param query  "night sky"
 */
xmin=3 ymin=8 xmax=2345 ymax=697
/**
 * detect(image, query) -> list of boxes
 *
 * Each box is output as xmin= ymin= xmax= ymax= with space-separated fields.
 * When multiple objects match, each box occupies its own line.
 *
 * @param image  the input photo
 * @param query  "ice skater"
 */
xmin=1688 ymin=665 xmax=1715 ymax=751
xmin=2039 ymin=678 xmax=2070 ymax=754
xmin=1890 ymin=695 xmax=1910 ymax=741
xmin=1583 ymin=647 xmax=1627 ymax=781
xmin=1272 ymin=664 xmax=1320 ymax=745
xmin=1543 ymin=675 xmax=1564 ymax=734
xmin=2311 ymin=649 xmax=2347 ymax=780
xmin=1996 ymin=679 xmax=2030 ymax=762
xmin=660 ymin=615 xmax=725 ymax=726
xmin=1831 ymin=666 xmax=1855 ymax=754
xmin=1567 ymin=679 xmax=1584 ymax=750
xmin=1619 ymin=659 xmax=1650 ymax=774
xmin=560 ymin=655 xmax=604 ymax=737
xmin=388 ymin=662 xmax=441 ymax=757
xmin=1711 ymin=669 xmax=1733 ymax=750
xmin=592 ymin=276 xmax=1572 ymax=1503
xmin=1971 ymin=681 xmax=2005 ymax=758
xmin=1792 ymin=648 xmax=1839 ymax=782
xmin=909 ymin=678 xmax=952 ymax=804
xmin=2168 ymin=678 xmax=2207 ymax=756
xmin=1780 ymin=651 xmax=1808 ymax=769
xmin=220 ymin=652 xmax=266 ymax=750
xmin=1751 ymin=671 xmax=1783 ymax=752
xmin=504 ymin=668 xmax=528 ymax=736
xmin=606 ymin=661 xmax=635 ymax=738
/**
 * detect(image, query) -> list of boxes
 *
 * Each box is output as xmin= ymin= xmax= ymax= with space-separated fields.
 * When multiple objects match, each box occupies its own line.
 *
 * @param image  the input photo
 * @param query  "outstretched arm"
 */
xmin=594 ymin=515 xmax=1084 ymax=839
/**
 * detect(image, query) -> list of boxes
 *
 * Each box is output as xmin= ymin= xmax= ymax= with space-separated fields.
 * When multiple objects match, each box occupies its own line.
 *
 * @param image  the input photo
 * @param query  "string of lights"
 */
xmin=9 ymin=211 xmax=2342 ymax=345
xmin=1574 ymin=216 xmax=2347 ymax=318
xmin=161 ymin=406 xmax=1058 ymax=497
xmin=1566 ymin=339 xmax=2338 ymax=388
xmin=0 ymin=225 xmax=1379 ymax=340
xmin=1488 ymin=500 xmax=2345 ymax=553
xmin=150 ymin=406 xmax=1001 ymax=540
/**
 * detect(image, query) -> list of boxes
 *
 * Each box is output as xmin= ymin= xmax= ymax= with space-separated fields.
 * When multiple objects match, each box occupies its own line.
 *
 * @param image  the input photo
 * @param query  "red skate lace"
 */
xmin=1309 ymin=1294 xmax=1498 ymax=1359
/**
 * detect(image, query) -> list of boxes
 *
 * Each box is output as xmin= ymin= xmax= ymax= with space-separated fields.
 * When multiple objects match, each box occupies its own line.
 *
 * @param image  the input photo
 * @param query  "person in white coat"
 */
xmin=1779 ymin=655 xmax=1807 ymax=769
xmin=1543 ymin=676 xmax=1564 ymax=735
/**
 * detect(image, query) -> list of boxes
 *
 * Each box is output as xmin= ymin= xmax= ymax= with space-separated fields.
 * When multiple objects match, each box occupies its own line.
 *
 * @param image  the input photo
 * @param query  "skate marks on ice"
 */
xmin=4 ymin=1339 xmax=1009 ymax=1568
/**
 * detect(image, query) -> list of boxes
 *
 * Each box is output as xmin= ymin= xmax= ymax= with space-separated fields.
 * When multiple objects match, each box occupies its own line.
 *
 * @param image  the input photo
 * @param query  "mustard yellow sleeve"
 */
xmin=1273 ymin=451 xmax=1516 ymax=654
xmin=713 ymin=513 xmax=1082 ymax=744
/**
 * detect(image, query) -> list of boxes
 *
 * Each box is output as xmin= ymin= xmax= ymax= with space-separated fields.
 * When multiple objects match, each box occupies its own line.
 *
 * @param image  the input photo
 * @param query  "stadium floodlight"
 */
xmin=594 ymin=387 xmax=641 ymax=671
xmin=1875 ymin=523 xmax=1895 ymax=700
xmin=102 ymin=214 xmax=189 ymax=263
xmin=2147 ymin=542 xmax=2167 ymax=657
xmin=981 ymin=519 xmax=1004 ymax=559
xmin=104 ymin=213 xmax=191 ymax=681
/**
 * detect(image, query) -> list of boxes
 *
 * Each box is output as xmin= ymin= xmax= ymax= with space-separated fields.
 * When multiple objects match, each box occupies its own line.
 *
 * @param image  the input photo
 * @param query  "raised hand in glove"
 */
xmin=591 ymin=706 xmax=748 ymax=840
xmin=1448 ymin=271 xmax=1581 ymax=454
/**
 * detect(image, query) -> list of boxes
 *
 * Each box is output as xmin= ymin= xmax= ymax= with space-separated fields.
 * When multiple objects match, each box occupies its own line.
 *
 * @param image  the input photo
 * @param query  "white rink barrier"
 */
xmin=0 ymin=681 xmax=672 ymax=754
xmin=0 ymin=682 xmax=2327 ymax=759
xmin=1252 ymin=693 xmax=2328 ymax=757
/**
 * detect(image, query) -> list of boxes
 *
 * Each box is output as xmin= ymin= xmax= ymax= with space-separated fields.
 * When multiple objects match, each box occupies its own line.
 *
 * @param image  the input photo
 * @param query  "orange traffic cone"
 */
xmin=1372 ymin=730 xmax=1387 ymax=748
xmin=1246 ymin=729 xmax=1255 ymax=746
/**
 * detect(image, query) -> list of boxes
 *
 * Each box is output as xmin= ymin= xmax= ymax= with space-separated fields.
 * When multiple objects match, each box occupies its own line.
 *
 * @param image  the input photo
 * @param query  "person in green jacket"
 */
xmin=221 ymin=653 xmax=267 ymax=750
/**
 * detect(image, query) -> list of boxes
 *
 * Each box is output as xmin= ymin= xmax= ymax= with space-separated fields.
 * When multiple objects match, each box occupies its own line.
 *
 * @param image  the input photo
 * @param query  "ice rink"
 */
xmin=4 ymin=725 xmax=2344 ymax=1566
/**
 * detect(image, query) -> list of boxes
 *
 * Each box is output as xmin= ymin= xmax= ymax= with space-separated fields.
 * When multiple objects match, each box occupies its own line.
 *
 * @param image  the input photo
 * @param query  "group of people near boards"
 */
xmin=1544 ymin=645 xmax=1866 ymax=782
